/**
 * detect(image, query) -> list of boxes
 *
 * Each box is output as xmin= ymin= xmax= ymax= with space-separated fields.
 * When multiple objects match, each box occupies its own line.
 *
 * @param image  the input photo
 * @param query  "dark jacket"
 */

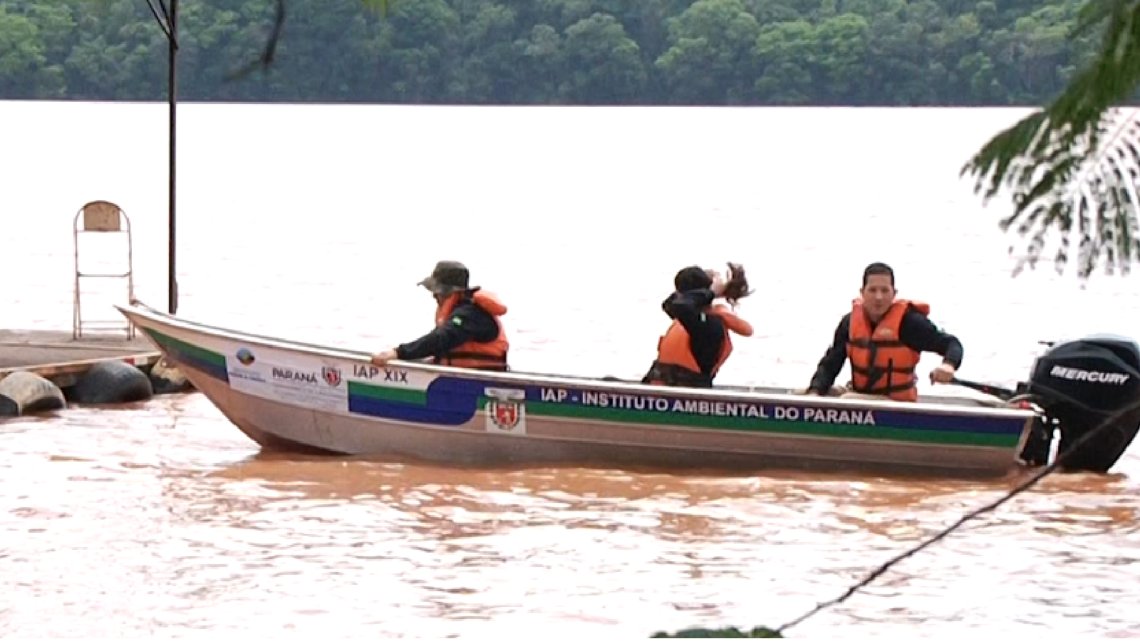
xmin=395 ymin=294 xmax=501 ymax=362
xmin=660 ymin=288 xmax=725 ymax=377
xmin=808 ymin=307 xmax=963 ymax=394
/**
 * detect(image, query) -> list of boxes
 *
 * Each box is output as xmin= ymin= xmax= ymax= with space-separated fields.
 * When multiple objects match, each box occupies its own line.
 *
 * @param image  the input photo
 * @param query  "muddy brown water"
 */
xmin=2 ymin=393 xmax=1137 ymax=637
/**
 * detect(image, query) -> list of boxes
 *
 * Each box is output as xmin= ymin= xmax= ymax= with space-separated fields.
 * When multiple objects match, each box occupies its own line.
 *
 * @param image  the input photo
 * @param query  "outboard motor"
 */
xmin=1020 ymin=334 xmax=1140 ymax=473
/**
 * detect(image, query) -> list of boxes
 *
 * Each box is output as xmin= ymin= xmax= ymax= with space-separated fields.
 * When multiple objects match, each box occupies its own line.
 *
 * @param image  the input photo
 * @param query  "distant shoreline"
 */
xmin=0 ymin=0 xmax=1112 ymax=107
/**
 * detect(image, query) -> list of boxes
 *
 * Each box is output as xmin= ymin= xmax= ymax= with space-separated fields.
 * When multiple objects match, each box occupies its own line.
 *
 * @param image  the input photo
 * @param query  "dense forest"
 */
xmin=0 ymin=0 xmax=1105 ymax=105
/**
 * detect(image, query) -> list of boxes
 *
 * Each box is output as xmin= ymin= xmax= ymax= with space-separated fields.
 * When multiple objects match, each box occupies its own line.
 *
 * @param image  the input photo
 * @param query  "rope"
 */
xmin=775 ymin=396 xmax=1140 ymax=634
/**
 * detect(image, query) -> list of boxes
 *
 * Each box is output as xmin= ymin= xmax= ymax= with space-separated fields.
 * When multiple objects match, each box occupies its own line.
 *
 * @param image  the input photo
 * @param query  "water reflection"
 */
xmin=202 ymin=448 xmax=1140 ymax=546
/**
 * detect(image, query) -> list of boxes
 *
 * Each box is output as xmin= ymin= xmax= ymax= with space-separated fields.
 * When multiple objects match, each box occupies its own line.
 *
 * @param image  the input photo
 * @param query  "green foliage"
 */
xmin=361 ymin=0 xmax=390 ymax=15
xmin=651 ymin=626 xmax=783 ymax=638
xmin=0 ymin=0 xmax=1114 ymax=106
xmin=961 ymin=0 xmax=1140 ymax=279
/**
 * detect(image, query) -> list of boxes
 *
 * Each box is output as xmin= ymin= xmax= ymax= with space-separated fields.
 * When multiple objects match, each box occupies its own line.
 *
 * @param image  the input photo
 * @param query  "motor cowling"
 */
xmin=1022 ymin=334 xmax=1140 ymax=473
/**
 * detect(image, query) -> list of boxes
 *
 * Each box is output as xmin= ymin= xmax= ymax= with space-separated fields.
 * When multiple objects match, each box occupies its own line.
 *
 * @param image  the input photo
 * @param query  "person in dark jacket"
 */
xmin=805 ymin=262 xmax=962 ymax=400
xmin=371 ymin=260 xmax=510 ymax=371
xmin=641 ymin=265 xmax=754 ymax=387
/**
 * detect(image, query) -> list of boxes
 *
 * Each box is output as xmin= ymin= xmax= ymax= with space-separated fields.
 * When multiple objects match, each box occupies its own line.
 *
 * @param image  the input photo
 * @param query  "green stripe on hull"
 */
xmin=519 ymin=399 xmax=1020 ymax=448
xmin=144 ymin=328 xmax=226 ymax=368
xmin=347 ymin=381 xmax=428 ymax=404
xmin=216 ymin=366 xmax=1018 ymax=449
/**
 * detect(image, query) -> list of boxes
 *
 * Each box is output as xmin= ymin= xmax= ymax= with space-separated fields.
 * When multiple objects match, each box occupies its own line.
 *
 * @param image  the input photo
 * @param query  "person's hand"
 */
xmin=930 ymin=362 xmax=956 ymax=384
xmin=371 ymin=349 xmax=398 ymax=366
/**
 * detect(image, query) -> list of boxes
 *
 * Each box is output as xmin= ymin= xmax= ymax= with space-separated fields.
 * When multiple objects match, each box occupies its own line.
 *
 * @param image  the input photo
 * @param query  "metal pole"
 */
xmin=167 ymin=0 xmax=178 ymax=315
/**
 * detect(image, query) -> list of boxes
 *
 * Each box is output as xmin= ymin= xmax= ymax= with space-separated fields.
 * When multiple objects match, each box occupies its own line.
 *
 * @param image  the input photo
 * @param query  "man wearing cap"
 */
xmin=370 ymin=261 xmax=510 ymax=371
xmin=641 ymin=265 xmax=754 ymax=388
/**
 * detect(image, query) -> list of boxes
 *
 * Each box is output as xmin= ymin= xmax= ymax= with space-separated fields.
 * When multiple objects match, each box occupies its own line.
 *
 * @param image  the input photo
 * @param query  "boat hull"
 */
xmin=118 ymin=304 xmax=1037 ymax=478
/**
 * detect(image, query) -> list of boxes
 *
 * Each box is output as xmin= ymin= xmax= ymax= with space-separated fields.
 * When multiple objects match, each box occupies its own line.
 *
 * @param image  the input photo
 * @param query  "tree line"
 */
xmin=0 ymin=0 xmax=1107 ymax=105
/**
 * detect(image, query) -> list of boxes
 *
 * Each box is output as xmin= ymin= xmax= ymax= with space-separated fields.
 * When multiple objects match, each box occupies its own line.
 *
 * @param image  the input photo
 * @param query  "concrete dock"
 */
xmin=0 ymin=329 xmax=161 ymax=389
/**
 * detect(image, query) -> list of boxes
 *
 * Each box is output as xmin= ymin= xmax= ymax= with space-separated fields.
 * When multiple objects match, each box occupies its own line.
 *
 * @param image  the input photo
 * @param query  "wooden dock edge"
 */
xmin=0 ymin=351 xmax=163 ymax=390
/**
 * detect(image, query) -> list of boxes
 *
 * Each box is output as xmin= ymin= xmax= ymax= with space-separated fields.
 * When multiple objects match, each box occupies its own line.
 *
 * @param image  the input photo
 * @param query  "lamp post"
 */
xmin=148 ymin=0 xmax=179 ymax=314
xmin=166 ymin=0 xmax=178 ymax=315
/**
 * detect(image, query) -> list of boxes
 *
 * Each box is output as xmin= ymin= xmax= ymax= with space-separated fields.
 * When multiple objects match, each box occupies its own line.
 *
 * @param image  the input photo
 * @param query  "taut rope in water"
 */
xmin=774 ymin=397 xmax=1140 ymax=635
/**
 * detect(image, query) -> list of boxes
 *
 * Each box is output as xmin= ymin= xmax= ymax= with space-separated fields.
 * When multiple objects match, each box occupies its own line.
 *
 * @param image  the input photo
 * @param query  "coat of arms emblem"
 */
xmin=484 ymin=387 xmax=526 ymax=434
xmin=489 ymin=399 xmax=520 ymax=430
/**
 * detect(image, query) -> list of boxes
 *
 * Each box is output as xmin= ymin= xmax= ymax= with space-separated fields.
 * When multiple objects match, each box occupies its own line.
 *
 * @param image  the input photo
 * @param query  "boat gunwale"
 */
xmin=117 ymin=303 xmax=1037 ymax=421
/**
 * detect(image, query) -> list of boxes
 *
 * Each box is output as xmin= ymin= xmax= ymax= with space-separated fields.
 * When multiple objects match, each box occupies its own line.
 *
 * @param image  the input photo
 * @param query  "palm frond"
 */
xmin=961 ymin=0 xmax=1140 ymax=279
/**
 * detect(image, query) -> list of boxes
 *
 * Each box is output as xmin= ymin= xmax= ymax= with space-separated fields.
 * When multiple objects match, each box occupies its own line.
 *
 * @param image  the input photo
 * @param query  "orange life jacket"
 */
xmin=433 ymin=289 xmax=509 ymax=371
xmin=645 ymin=304 xmax=754 ymax=387
xmin=846 ymin=298 xmax=929 ymax=401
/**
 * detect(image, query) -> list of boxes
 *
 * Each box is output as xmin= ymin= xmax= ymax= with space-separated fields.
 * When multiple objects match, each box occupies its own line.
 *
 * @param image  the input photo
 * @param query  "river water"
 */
xmin=1 ymin=102 xmax=1138 ymax=637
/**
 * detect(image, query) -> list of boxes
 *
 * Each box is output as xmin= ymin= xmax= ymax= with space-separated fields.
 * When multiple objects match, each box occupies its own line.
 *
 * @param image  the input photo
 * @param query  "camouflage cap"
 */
xmin=418 ymin=260 xmax=470 ymax=295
